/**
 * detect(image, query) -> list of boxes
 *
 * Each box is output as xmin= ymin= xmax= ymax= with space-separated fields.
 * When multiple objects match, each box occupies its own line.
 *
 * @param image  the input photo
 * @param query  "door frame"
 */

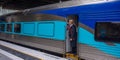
xmin=65 ymin=14 xmax=79 ymax=55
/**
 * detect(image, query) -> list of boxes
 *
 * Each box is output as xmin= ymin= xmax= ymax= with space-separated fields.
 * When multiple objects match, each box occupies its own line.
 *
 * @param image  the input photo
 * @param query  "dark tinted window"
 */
xmin=95 ymin=22 xmax=120 ymax=42
xmin=7 ymin=24 xmax=12 ymax=32
xmin=14 ymin=24 xmax=21 ymax=33
xmin=0 ymin=24 xmax=5 ymax=31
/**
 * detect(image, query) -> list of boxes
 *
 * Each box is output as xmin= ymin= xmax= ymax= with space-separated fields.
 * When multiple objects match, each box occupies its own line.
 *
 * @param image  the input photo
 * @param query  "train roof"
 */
xmin=0 ymin=0 xmax=117 ymax=18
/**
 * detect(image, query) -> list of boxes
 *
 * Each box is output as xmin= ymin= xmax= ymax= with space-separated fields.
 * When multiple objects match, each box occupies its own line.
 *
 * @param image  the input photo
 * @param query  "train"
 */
xmin=0 ymin=0 xmax=120 ymax=60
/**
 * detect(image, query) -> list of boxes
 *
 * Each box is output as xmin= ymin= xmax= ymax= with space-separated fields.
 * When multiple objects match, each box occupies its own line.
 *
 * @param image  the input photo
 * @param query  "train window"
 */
xmin=14 ymin=24 xmax=21 ymax=33
xmin=95 ymin=22 xmax=120 ymax=42
xmin=6 ymin=24 xmax=12 ymax=32
xmin=0 ymin=24 xmax=5 ymax=31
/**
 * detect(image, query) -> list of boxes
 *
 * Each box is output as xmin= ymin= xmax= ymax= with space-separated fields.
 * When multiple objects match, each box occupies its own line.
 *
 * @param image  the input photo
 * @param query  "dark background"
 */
xmin=0 ymin=0 xmax=69 ymax=10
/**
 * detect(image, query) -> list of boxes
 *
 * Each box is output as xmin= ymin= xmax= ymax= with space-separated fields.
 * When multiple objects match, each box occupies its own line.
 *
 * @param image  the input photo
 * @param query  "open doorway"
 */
xmin=66 ymin=14 xmax=79 ymax=55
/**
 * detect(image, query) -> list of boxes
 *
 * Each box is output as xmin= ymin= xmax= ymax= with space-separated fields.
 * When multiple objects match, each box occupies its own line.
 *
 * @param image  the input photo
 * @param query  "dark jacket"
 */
xmin=68 ymin=24 xmax=77 ymax=47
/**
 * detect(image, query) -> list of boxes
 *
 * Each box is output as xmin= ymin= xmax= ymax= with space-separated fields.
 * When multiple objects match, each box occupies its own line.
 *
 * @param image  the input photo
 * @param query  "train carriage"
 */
xmin=0 ymin=0 xmax=120 ymax=60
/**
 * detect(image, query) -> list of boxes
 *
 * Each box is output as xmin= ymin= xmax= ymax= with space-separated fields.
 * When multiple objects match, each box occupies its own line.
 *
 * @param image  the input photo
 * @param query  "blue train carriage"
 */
xmin=0 ymin=0 xmax=120 ymax=60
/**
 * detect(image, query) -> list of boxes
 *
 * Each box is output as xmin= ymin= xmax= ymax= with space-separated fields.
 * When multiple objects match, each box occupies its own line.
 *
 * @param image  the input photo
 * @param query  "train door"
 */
xmin=65 ymin=15 xmax=79 ymax=60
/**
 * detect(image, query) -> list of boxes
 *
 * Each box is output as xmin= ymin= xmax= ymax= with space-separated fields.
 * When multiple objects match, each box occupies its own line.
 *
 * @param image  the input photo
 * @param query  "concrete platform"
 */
xmin=0 ymin=40 xmax=67 ymax=60
xmin=0 ymin=49 xmax=23 ymax=60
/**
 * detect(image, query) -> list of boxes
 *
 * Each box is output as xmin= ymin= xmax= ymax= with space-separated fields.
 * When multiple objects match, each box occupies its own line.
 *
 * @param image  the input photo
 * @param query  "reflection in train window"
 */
xmin=95 ymin=22 xmax=120 ymax=42
xmin=14 ymin=24 xmax=21 ymax=33
xmin=0 ymin=24 xmax=5 ymax=31
xmin=7 ymin=24 xmax=12 ymax=32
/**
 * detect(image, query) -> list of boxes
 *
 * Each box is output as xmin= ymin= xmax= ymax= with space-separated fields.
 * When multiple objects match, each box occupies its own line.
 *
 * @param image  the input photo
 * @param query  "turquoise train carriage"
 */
xmin=0 ymin=0 xmax=120 ymax=60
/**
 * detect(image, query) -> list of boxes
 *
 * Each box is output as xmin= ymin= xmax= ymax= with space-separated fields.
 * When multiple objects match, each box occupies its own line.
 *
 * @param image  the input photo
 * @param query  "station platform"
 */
xmin=0 ymin=40 xmax=68 ymax=60
xmin=0 ymin=49 xmax=24 ymax=60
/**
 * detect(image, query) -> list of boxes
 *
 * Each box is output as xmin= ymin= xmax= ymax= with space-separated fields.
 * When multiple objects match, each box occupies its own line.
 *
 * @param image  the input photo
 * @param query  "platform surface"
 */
xmin=0 ymin=49 xmax=24 ymax=60
xmin=0 ymin=53 xmax=13 ymax=60
xmin=0 ymin=40 xmax=68 ymax=60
